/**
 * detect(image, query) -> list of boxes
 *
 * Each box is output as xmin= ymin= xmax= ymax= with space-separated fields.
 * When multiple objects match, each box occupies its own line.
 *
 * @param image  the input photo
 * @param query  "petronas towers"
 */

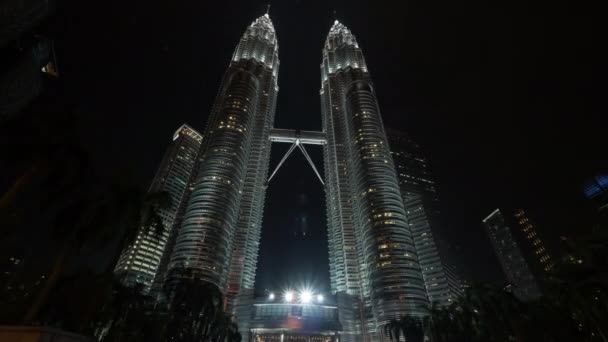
xmin=116 ymin=14 xmax=431 ymax=341
xmin=322 ymin=21 xmax=428 ymax=341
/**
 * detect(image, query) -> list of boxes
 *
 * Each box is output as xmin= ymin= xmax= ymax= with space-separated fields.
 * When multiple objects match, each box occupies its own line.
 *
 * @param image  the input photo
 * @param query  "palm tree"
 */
xmin=209 ymin=313 xmax=241 ymax=342
xmin=21 ymin=184 xmax=170 ymax=323
xmin=0 ymin=109 xmax=171 ymax=323
xmin=545 ymin=229 xmax=608 ymax=341
xmin=400 ymin=316 xmax=424 ymax=342
xmin=97 ymin=281 xmax=158 ymax=342
xmin=425 ymin=227 xmax=608 ymax=342
xmin=104 ymin=188 xmax=172 ymax=274
xmin=384 ymin=319 xmax=402 ymax=342
xmin=426 ymin=285 xmax=530 ymax=342
xmin=165 ymin=269 xmax=226 ymax=342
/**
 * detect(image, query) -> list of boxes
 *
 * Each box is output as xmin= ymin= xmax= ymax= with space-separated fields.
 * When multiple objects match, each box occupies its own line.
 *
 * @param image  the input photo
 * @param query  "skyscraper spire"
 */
xmin=232 ymin=14 xmax=279 ymax=72
xmin=266 ymin=3 xmax=271 ymax=16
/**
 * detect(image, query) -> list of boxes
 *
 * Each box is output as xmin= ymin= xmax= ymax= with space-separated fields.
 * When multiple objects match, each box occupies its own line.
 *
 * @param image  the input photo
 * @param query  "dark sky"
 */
xmin=52 ymin=0 xmax=601 ymax=291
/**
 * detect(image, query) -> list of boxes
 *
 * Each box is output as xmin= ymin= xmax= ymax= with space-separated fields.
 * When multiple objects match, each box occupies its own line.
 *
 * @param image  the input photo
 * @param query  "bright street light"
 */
xmin=284 ymin=291 xmax=294 ymax=302
xmin=268 ymin=292 xmax=275 ymax=300
xmin=300 ymin=290 xmax=313 ymax=303
xmin=316 ymin=294 xmax=324 ymax=303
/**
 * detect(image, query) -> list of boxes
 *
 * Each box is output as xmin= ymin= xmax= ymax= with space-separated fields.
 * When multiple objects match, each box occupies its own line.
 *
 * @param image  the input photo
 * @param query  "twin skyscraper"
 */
xmin=115 ymin=14 xmax=433 ymax=342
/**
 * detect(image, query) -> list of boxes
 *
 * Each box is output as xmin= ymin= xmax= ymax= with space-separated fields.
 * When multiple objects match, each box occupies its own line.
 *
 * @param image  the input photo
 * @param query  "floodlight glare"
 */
xmin=268 ymin=292 xmax=275 ymax=300
xmin=317 ymin=294 xmax=324 ymax=303
xmin=284 ymin=291 xmax=294 ymax=302
xmin=300 ymin=290 xmax=313 ymax=303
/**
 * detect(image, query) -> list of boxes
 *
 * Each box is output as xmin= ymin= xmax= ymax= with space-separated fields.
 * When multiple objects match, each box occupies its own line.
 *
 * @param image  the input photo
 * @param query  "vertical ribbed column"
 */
xmin=163 ymin=14 xmax=279 ymax=336
xmin=345 ymin=81 xmax=428 ymax=326
xmin=223 ymin=16 xmax=279 ymax=338
xmin=322 ymin=43 xmax=370 ymax=342
xmin=166 ymin=70 xmax=259 ymax=290
xmin=322 ymin=20 xmax=429 ymax=340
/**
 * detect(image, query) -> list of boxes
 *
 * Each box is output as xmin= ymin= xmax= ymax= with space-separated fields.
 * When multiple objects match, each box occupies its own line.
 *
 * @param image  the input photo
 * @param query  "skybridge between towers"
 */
xmin=268 ymin=128 xmax=326 ymax=186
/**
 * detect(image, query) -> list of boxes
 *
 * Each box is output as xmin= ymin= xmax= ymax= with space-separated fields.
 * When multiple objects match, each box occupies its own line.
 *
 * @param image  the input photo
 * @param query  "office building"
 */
xmin=387 ymin=131 xmax=460 ymax=307
xmin=483 ymin=209 xmax=541 ymax=301
xmin=512 ymin=209 xmax=553 ymax=273
xmin=114 ymin=124 xmax=202 ymax=291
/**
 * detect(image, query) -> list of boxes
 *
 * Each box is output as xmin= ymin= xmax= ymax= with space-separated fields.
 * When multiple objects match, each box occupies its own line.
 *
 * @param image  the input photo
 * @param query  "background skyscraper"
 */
xmin=512 ymin=209 xmax=554 ymax=274
xmin=164 ymin=15 xmax=279 ymax=336
xmin=321 ymin=21 xmax=428 ymax=341
xmin=483 ymin=209 xmax=541 ymax=301
xmin=388 ymin=131 xmax=462 ymax=306
xmin=114 ymin=124 xmax=202 ymax=291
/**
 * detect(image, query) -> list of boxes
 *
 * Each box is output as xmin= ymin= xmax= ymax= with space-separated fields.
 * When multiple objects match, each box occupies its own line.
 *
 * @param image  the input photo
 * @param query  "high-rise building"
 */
xmin=387 ymin=131 xmax=461 ymax=307
xmin=321 ymin=21 xmax=428 ymax=341
xmin=114 ymin=124 xmax=202 ymax=291
xmin=443 ymin=262 xmax=465 ymax=301
xmin=164 ymin=15 xmax=279 ymax=336
xmin=512 ymin=209 xmax=553 ymax=273
xmin=483 ymin=209 xmax=541 ymax=301
xmin=157 ymin=15 xmax=429 ymax=342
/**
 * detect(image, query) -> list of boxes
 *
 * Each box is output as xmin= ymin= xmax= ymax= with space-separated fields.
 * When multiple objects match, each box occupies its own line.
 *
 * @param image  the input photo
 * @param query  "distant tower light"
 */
xmin=317 ymin=294 xmax=324 ymax=303
xmin=268 ymin=292 xmax=275 ymax=300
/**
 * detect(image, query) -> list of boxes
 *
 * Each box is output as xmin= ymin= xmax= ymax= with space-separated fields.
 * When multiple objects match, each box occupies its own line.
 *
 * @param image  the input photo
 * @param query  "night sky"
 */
xmin=51 ymin=0 xmax=600 ymax=292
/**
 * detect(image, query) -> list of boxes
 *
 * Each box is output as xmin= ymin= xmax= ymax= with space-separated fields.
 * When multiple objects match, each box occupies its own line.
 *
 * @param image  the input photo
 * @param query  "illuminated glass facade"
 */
xmin=114 ymin=124 xmax=202 ymax=291
xmin=483 ymin=209 xmax=541 ymax=301
xmin=164 ymin=15 xmax=279 ymax=337
xmin=321 ymin=21 xmax=428 ymax=341
xmin=513 ymin=209 xmax=553 ymax=273
xmin=388 ymin=132 xmax=460 ymax=307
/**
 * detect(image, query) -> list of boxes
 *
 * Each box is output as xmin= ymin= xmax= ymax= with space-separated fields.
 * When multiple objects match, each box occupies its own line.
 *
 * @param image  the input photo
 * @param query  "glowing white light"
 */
xmin=300 ymin=290 xmax=313 ymax=303
xmin=284 ymin=291 xmax=294 ymax=302
xmin=268 ymin=293 xmax=275 ymax=300
xmin=317 ymin=294 xmax=324 ymax=303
